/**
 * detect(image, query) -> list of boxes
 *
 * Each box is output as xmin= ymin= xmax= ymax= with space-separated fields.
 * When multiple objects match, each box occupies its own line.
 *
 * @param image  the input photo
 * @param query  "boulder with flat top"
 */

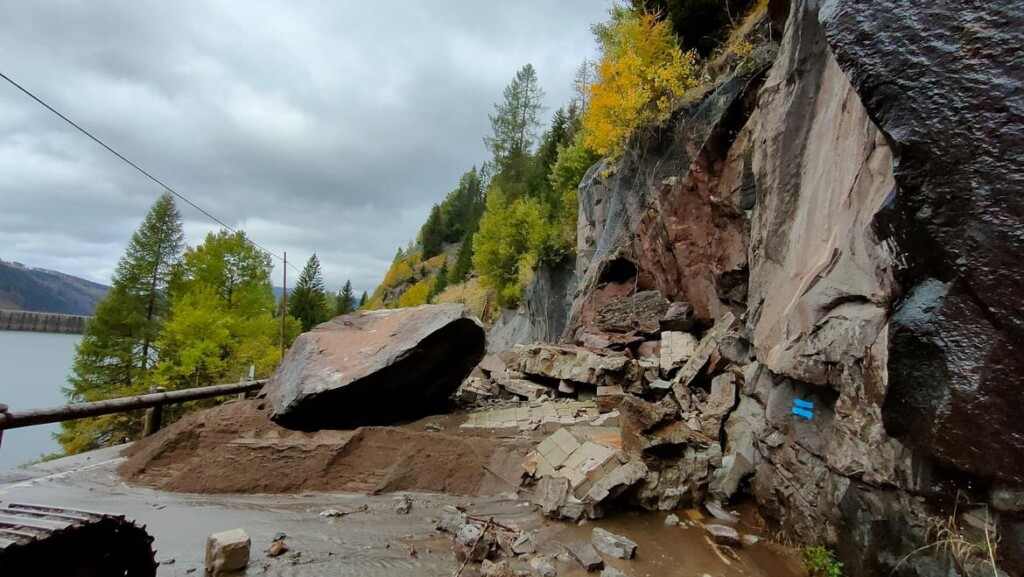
xmin=263 ymin=304 xmax=485 ymax=430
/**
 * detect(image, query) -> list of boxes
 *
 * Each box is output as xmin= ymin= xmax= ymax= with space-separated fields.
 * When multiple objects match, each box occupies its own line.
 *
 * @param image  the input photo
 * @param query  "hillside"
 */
xmin=0 ymin=259 xmax=109 ymax=315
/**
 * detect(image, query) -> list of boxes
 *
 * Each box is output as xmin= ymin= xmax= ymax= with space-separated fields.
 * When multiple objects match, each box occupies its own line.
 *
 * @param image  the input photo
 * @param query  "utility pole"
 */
xmin=280 ymin=251 xmax=287 ymax=358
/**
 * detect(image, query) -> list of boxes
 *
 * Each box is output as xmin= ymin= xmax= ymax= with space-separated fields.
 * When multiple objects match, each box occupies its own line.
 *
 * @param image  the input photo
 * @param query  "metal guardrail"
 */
xmin=0 ymin=380 xmax=267 ymax=453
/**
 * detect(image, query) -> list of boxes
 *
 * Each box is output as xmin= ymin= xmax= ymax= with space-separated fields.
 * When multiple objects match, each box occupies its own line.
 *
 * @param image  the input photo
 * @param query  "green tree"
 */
xmin=420 ymin=204 xmax=445 ymax=259
xmin=154 ymin=230 xmax=288 ymax=394
xmin=449 ymin=232 xmax=475 ymax=285
xmin=428 ymin=260 xmax=449 ymax=302
xmin=335 ymin=280 xmax=356 ymax=315
xmin=359 ymin=291 xmax=368 ymax=308
xmin=289 ymin=254 xmax=329 ymax=331
xmin=59 ymin=193 xmax=184 ymax=454
xmin=484 ymin=64 xmax=546 ymax=172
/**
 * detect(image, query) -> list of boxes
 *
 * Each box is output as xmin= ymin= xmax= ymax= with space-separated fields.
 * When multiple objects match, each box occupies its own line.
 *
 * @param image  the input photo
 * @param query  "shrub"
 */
xmin=802 ymin=546 xmax=843 ymax=577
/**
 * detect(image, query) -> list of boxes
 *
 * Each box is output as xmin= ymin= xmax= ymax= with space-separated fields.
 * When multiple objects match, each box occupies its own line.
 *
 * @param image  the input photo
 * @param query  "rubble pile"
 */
xmin=465 ymin=292 xmax=759 ymax=520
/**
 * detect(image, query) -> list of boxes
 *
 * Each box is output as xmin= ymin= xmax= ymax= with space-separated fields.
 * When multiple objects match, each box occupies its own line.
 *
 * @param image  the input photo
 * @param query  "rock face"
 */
xmin=505 ymin=0 xmax=1022 ymax=574
xmin=821 ymin=0 xmax=1024 ymax=485
xmin=264 ymin=304 xmax=485 ymax=429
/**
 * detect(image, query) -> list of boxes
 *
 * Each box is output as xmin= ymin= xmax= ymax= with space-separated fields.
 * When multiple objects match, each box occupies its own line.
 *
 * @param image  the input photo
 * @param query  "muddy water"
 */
xmin=0 ymin=449 xmax=805 ymax=577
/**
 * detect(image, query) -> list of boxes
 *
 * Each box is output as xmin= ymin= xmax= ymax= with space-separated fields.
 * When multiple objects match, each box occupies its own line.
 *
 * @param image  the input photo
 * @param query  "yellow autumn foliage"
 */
xmin=582 ymin=8 xmax=700 ymax=158
xmin=397 ymin=280 xmax=430 ymax=307
xmin=435 ymin=278 xmax=497 ymax=322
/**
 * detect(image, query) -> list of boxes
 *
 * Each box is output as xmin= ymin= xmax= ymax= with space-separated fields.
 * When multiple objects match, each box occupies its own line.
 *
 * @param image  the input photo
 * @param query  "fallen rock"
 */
xmin=660 ymin=301 xmax=696 ymax=332
xmin=394 ymin=496 xmax=412 ymax=514
xmin=511 ymin=344 xmax=632 ymax=386
xmin=660 ymin=331 xmax=699 ymax=375
xmin=436 ymin=506 xmax=468 ymax=534
xmin=595 ymin=385 xmax=624 ymax=414
xmin=704 ymin=524 xmax=742 ymax=547
xmin=205 ymin=529 xmax=250 ymax=576
xmin=264 ymin=304 xmax=485 ymax=429
xmin=535 ymin=476 xmax=571 ymax=517
xmin=511 ymin=532 xmax=537 ymax=555
xmin=664 ymin=514 xmax=680 ymax=526
xmin=591 ymin=528 xmax=637 ymax=559
xmin=481 ymin=559 xmax=515 ymax=577
xmin=505 ymin=378 xmax=552 ymax=400
xmin=636 ymin=340 xmax=660 ymax=360
xmin=670 ymin=312 xmax=735 ymax=408
xmin=698 ymin=373 xmax=739 ymax=433
xmin=601 ymin=567 xmax=628 ymax=577
xmin=594 ymin=290 xmax=669 ymax=335
xmin=266 ymin=538 xmax=288 ymax=558
xmin=529 ymin=556 xmax=557 ymax=577
xmin=563 ymin=541 xmax=604 ymax=572
xmin=453 ymin=523 xmax=495 ymax=563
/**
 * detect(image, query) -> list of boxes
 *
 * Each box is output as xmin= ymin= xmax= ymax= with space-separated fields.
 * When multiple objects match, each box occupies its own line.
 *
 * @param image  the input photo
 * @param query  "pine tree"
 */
xmin=59 ymin=193 xmax=185 ymax=454
xmin=428 ymin=261 xmax=449 ymax=302
xmin=484 ymin=64 xmax=546 ymax=172
xmin=420 ymin=204 xmax=445 ymax=259
xmin=449 ymin=232 xmax=475 ymax=285
xmin=359 ymin=291 xmax=368 ymax=308
xmin=289 ymin=254 xmax=329 ymax=332
xmin=335 ymin=280 xmax=356 ymax=315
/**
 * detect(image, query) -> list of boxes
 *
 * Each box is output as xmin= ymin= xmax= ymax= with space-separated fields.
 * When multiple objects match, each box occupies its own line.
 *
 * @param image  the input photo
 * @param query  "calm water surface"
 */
xmin=0 ymin=330 xmax=79 ymax=470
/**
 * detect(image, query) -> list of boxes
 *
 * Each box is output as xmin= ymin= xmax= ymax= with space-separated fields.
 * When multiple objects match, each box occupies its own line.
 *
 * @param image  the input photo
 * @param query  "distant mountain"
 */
xmin=0 ymin=259 xmax=109 ymax=316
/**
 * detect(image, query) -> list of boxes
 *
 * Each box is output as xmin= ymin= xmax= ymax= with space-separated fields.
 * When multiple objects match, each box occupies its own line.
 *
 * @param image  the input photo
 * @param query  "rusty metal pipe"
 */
xmin=0 ymin=380 xmax=266 ymax=430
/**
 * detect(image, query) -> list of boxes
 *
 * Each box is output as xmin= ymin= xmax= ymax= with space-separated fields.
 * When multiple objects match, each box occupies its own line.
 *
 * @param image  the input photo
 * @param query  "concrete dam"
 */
xmin=0 ymin=309 xmax=89 ymax=334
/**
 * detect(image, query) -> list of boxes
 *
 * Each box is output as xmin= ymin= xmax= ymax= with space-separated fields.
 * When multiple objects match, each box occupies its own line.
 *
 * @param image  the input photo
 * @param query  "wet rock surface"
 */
xmin=821 ymin=0 xmax=1024 ymax=485
xmin=263 ymin=304 xmax=485 ymax=429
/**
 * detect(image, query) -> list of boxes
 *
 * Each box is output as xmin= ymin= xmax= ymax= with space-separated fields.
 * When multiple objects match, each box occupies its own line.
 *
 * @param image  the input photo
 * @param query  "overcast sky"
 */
xmin=0 ymin=0 xmax=609 ymax=295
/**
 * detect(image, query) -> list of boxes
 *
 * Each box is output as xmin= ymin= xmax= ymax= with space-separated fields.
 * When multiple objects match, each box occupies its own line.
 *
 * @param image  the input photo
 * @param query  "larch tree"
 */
xmin=289 ymin=254 xmax=329 ymax=331
xmin=60 ymin=193 xmax=184 ymax=454
xmin=484 ymin=64 xmax=546 ymax=172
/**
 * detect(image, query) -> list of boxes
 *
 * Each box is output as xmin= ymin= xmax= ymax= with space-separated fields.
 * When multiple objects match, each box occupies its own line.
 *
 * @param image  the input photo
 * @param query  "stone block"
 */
xmin=205 ymin=528 xmax=250 ymax=576
xmin=591 ymin=527 xmax=637 ymax=559
xmin=505 ymin=378 xmax=550 ymax=400
xmin=563 ymin=541 xmax=604 ymax=572
xmin=660 ymin=331 xmax=699 ymax=375
xmin=550 ymin=428 xmax=582 ymax=455
xmin=704 ymin=523 xmax=742 ymax=547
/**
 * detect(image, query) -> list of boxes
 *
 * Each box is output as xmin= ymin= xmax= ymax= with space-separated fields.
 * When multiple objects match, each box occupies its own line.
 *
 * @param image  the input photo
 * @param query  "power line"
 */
xmin=0 ymin=69 xmax=300 ymax=274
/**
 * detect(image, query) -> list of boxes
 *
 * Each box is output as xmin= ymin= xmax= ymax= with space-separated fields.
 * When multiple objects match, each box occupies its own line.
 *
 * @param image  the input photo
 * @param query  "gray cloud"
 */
xmin=0 ymin=0 xmax=609 ymax=294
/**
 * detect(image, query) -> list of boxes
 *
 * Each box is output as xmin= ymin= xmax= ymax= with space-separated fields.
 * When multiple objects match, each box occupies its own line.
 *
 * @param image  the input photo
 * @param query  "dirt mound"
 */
xmin=119 ymin=400 xmax=536 ymax=496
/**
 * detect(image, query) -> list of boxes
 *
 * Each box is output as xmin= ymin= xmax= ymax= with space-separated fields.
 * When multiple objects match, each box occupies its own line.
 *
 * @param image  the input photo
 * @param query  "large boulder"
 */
xmin=263 ymin=304 xmax=485 ymax=430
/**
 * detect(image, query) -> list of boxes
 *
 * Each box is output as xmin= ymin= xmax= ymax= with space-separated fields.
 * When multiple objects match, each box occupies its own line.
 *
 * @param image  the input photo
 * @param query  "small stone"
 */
xmin=205 ymin=529 xmax=250 ymax=576
xmin=481 ymin=559 xmax=515 ymax=577
xmin=664 ymin=514 xmax=680 ymax=526
xmin=601 ymin=567 xmax=628 ymax=577
xmin=267 ymin=539 xmax=289 ymax=558
xmin=395 ymin=496 xmax=412 ymax=515
xmin=453 ymin=523 xmax=494 ymax=563
xmin=563 ymin=541 xmax=604 ymax=571
xmin=436 ymin=506 xmax=468 ymax=534
xmin=742 ymin=534 xmax=760 ymax=546
xmin=704 ymin=524 xmax=742 ymax=547
xmin=558 ymin=380 xmax=576 ymax=394
xmin=704 ymin=501 xmax=739 ymax=522
xmin=424 ymin=422 xmax=444 ymax=432
xmin=591 ymin=527 xmax=637 ymax=559
xmin=529 ymin=555 xmax=558 ymax=577
xmin=511 ymin=532 xmax=537 ymax=555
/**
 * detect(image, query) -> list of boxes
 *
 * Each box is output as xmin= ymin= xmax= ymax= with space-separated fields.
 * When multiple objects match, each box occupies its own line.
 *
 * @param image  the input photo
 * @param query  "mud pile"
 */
xmin=119 ymin=400 xmax=535 ymax=495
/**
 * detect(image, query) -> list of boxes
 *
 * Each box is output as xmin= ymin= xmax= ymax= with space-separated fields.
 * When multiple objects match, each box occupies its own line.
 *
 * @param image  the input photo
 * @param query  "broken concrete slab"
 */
xmin=591 ymin=527 xmax=637 ymax=559
xmin=563 ymin=541 xmax=605 ymax=572
xmin=264 ymin=304 xmax=485 ymax=429
xmin=205 ymin=528 xmax=250 ymax=576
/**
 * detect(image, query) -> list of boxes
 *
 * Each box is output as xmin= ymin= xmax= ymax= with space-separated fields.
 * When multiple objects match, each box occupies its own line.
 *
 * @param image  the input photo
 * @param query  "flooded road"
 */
xmin=0 ymin=447 xmax=805 ymax=576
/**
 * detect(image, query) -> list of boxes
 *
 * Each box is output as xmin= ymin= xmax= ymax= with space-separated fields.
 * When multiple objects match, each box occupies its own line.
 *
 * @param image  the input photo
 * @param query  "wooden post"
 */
xmin=280 ymin=251 xmax=287 ymax=358
xmin=0 ymin=403 xmax=7 ymax=454
xmin=141 ymin=387 xmax=165 ymax=436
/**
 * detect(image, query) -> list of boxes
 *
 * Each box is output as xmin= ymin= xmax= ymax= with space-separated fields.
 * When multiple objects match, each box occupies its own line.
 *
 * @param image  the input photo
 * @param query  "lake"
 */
xmin=0 ymin=330 xmax=79 ymax=470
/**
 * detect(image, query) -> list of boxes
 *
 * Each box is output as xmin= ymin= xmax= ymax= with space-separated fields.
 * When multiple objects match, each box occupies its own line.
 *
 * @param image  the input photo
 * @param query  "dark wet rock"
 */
xmin=820 ymin=0 xmax=1024 ymax=484
xmin=591 ymin=528 xmax=637 ymax=560
xmin=263 ymin=304 xmax=484 ymax=430
xmin=453 ymin=523 xmax=495 ymax=563
xmin=562 ymin=541 xmax=604 ymax=572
